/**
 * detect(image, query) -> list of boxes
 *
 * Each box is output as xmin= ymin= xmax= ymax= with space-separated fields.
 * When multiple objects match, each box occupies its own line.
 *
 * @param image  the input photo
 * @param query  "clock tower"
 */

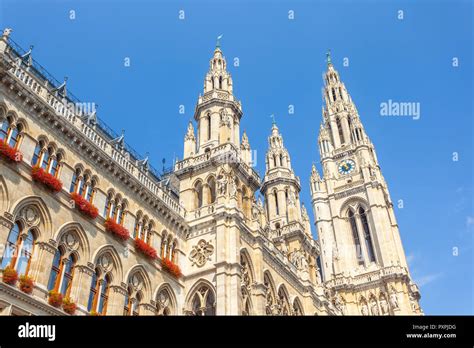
xmin=310 ymin=52 xmax=422 ymax=315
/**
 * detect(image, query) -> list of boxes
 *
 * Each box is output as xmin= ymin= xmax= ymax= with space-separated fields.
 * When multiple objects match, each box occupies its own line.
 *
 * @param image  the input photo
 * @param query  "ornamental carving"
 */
xmin=189 ymin=239 xmax=214 ymax=267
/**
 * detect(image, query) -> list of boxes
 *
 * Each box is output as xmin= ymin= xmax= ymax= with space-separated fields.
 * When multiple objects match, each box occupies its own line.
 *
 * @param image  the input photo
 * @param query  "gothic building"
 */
xmin=0 ymin=29 xmax=421 ymax=316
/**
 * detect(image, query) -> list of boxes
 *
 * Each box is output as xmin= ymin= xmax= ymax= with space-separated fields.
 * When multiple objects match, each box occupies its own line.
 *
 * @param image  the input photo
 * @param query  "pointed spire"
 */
xmin=52 ymin=77 xmax=68 ymax=98
xmin=311 ymin=163 xmax=321 ymax=181
xmin=20 ymin=45 xmax=33 ymax=67
xmin=185 ymin=120 xmax=195 ymax=141
xmin=111 ymin=129 xmax=125 ymax=148
xmin=241 ymin=130 xmax=249 ymax=146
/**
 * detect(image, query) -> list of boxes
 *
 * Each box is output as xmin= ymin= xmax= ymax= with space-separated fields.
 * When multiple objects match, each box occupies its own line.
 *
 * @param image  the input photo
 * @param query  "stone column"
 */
xmin=70 ymin=262 xmax=95 ymax=313
xmin=106 ymin=283 xmax=127 ymax=315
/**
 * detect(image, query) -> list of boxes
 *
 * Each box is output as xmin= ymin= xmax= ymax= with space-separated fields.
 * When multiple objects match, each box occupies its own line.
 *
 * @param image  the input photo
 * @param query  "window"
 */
xmin=134 ymin=215 xmax=153 ymax=245
xmin=359 ymin=207 xmax=376 ymax=263
xmin=207 ymin=177 xmax=216 ymax=204
xmin=194 ymin=181 xmax=203 ymax=209
xmin=123 ymin=276 xmax=142 ymax=316
xmin=104 ymin=194 xmax=126 ymax=223
xmin=1 ymin=223 xmax=36 ymax=276
xmin=274 ymin=191 xmax=279 ymax=216
xmin=0 ymin=118 xmax=23 ymax=149
xmin=32 ymin=143 xmax=63 ymax=178
xmin=156 ymin=288 xmax=174 ymax=316
xmin=87 ymin=269 xmax=110 ymax=315
xmin=206 ymin=114 xmax=211 ymax=141
xmin=336 ymin=117 xmax=345 ymax=144
xmin=47 ymin=250 xmax=76 ymax=297
xmin=219 ymin=76 xmax=222 ymax=89
xmin=348 ymin=210 xmax=364 ymax=265
xmin=190 ymin=285 xmax=215 ymax=316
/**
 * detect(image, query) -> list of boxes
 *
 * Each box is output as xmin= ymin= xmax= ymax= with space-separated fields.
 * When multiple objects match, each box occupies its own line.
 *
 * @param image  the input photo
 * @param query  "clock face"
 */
xmin=338 ymin=159 xmax=356 ymax=175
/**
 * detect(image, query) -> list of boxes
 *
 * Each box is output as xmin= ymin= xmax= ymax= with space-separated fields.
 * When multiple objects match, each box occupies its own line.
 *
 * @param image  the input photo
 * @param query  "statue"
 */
xmin=315 ymin=267 xmax=322 ymax=284
xmin=2 ymin=28 xmax=12 ymax=39
xmin=370 ymin=300 xmax=379 ymax=316
xmin=389 ymin=287 xmax=399 ymax=309
xmin=360 ymin=303 xmax=369 ymax=316
xmin=217 ymin=175 xmax=227 ymax=195
xmin=380 ymin=296 xmax=389 ymax=315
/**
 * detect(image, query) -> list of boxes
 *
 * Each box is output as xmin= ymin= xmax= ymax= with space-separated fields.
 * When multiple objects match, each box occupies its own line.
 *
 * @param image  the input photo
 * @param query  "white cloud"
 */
xmin=406 ymin=252 xmax=415 ymax=266
xmin=416 ymin=273 xmax=443 ymax=287
xmin=466 ymin=216 xmax=474 ymax=228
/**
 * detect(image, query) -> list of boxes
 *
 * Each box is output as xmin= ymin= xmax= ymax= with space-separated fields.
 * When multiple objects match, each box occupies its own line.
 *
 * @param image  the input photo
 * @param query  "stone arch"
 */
xmin=54 ymin=222 xmax=91 ymax=262
xmin=185 ymin=278 xmax=216 ymax=316
xmin=277 ymin=284 xmax=291 ymax=315
xmin=124 ymin=264 xmax=153 ymax=302
xmin=239 ymin=248 xmax=255 ymax=285
xmin=0 ymin=175 xmax=9 ymax=212
xmin=154 ymin=283 xmax=178 ymax=315
xmin=91 ymin=244 xmax=124 ymax=285
xmin=10 ymin=195 xmax=53 ymax=241
xmin=292 ymin=296 xmax=304 ymax=316
xmin=339 ymin=196 xmax=369 ymax=217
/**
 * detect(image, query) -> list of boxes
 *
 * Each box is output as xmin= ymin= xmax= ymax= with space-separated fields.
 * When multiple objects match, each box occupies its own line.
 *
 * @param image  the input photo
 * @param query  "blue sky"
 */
xmin=1 ymin=0 xmax=472 ymax=314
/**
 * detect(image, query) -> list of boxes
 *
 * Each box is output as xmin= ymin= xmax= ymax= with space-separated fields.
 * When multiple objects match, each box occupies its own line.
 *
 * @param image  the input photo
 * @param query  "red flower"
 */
xmin=70 ymin=193 xmax=99 ymax=219
xmin=161 ymin=258 xmax=182 ymax=278
xmin=2 ymin=266 xmax=18 ymax=285
xmin=19 ymin=275 xmax=34 ymax=294
xmin=62 ymin=297 xmax=77 ymax=315
xmin=0 ymin=142 xmax=22 ymax=162
xmin=105 ymin=218 xmax=130 ymax=241
xmin=48 ymin=290 xmax=63 ymax=308
xmin=134 ymin=238 xmax=158 ymax=260
xmin=31 ymin=166 xmax=62 ymax=193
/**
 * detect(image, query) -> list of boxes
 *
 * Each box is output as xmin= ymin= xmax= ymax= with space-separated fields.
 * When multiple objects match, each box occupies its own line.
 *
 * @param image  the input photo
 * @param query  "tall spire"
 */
xmin=326 ymin=49 xmax=332 ymax=66
xmin=216 ymin=34 xmax=223 ymax=49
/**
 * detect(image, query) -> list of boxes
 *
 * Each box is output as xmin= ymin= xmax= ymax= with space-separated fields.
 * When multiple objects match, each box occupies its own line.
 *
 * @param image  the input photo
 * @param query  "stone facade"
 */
xmin=0 ymin=29 xmax=421 ymax=316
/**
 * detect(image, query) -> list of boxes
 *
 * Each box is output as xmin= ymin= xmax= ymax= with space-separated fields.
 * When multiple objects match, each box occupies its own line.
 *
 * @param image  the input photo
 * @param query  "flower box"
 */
xmin=32 ymin=166 xmax=62 ymax=193
xmin=19 ymin=275 xmax=34 ymax=294
xmin=2 ymin=266 xmax=18 ymax=285
xmin=0 ymin=142 xmax=22 ymax=163
xmin=48 ymin=290 xmax=63 ymax=308
xmin=105 ymin=218 xmax=130 ymax=241
xmin=161 ymin=258 xmax=182 ymax=278
xmin=70 ymin=193 xmax=99 ymax=219
xmin=62 ymin=297 xmax=77 ymax=315
xmin=134 ymin=238 xmax=158 ymax=260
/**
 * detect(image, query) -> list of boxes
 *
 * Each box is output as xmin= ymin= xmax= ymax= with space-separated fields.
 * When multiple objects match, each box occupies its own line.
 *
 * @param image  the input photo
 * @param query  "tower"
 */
xmin=261 ymin=122 xmax=318 ymax=284
xmin=174 ymin=40 xmax=260 ymax=314
xmin=310 ymin=52 xmax=422 ymax=315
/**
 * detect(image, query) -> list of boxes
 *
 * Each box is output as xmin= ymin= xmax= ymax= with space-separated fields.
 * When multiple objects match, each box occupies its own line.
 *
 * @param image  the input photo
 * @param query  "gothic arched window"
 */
xmin=206 ymin=113 xmax=211 ymax=141
xmin=359 ymin=207 xmax=376 ymax=263
xmin=207 ymin=176 xmax=216 ymax=204
xmin=336 ymin=117 xmax=345 ymax=144
xmin=348 ymin=209 xmax=364 ymax=265
xmin=194 ymin=181 xmax=203 ymax=209
xmin=47 ymin=249 xmax=76 ymax=297
xmin=219 ymin=76 xmax=223 ymax=89
xmin=1 ymin=222 xmax=36 ymax=277
xmin=87 ymin=268 xmax=111 ymax=315
xmin=0 ymin=117 xmax=23 ymax=149
xmin=189 ymin=285 xmax=215 ymax=316
xmin=274 ymin=190 xmax=279 ymax=216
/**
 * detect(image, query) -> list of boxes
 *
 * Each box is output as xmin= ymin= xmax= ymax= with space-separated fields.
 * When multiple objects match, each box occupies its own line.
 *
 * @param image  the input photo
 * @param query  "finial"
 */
xmin=216 ymin=34 xmax=223 ymax=48
xmin=2 ymin=28 xmax=12 ymax=40
xmin=326 ymin=49 xmax=332 ymax=66
xmin=270 ymin=114 xmax=276 ymax=125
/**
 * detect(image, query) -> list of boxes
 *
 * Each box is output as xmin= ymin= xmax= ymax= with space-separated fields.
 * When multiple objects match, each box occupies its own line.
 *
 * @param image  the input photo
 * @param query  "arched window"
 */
xmin=156 ymin=288 xmax=174 ymax=316
xmin=135 ymin=217 xmax=153 ymax=245
xmin=32 ymin=143 xmax=63 ymax=178
xmin=70 ymin=168 xmax=96 ymax=202
xmin=279 ymin=154 xmax=283 ymax=167
xmin=0 ymin=117 xmax=23 ymax=149
xmin=219 ymin=76 xmax=223 ymax=89
xmin=104 ymin=193 xmax=126 ymax=223
xmin=359 ymin=207 xmax=376 ymax=263
xmin=348 ymin=209 xmax=364 ymax=265
xmin=123 ymin=274 xmax=143 ymax=316
xmin=1 ymin=222 xmax=36 ymax=276
xmin=206 ymin=113 xmax=211 ymax=141
xmin=273 ymin=155 xmax=277 ymax=167
xmin=47 ymin=250 xmax=76 ymax=297
xmin=190 ymin=285 xmax=215 ymax=316
xmin=207 ymin=177 xmax=216 ymax=204
xmin=87 ymin=269 xmax=111 ymax=315
xmin=160 ymin=232 xmax=168 ymax=258
xmin=274 ymin=190 xmax=279 ymax=216
xmin=336 ymin=117 xmax=345 ymax=144
xmin=194 ymin=181 xmax=203 ymax=209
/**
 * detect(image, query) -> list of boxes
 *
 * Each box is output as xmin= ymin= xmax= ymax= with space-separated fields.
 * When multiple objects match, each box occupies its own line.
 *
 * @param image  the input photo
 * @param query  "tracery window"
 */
xmin=0 ymin=222 xmax=36 ymax=277
xmin=348 ymin=209 xmax=364 ymax=264
xmin=156 ymin=287 xmax=174 ymax=316
xmin=189 ymin=285 xmax=215 ymax=316
xmin=359 ymin=207 xmax=376 ymax=263
xmin=123 ymin=273 xmax=144 ymax=316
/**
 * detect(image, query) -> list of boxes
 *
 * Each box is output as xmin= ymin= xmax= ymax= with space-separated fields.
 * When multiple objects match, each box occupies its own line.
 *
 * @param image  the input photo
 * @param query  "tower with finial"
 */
xmin=310 ymin=52 xmax=421 ymax=315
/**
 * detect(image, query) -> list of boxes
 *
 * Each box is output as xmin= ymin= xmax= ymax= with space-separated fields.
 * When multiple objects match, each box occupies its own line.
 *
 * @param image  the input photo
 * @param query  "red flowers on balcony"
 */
xmin=62 ymin=297 xmax=77 ymax=315
xmin=32 ymin=166 xmax=62 ymax=193
xmin=2 ymin=266 xmax=18 ymax=285
xmin=48 ymin=290 xmax=63 ymax=308
xmin=134 ymin=238 xmax=158 ymax=260
xmin=161 ymin=258 xmax=182 ymax=279
xmin=70 ymin=193 xmax=99 ymax=219
xmin=105 ymin=218 xmax=130 ymax=241
xmin=19 ymin=275 xmax=34 ymax=294
xmin=0 ymin=142 xmax=22 ymax=163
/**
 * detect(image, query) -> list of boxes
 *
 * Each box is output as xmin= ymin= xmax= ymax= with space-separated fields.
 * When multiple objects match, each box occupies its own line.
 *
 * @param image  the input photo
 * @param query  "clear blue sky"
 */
xmin=1 ymin=0 xmax=472 ymax=315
